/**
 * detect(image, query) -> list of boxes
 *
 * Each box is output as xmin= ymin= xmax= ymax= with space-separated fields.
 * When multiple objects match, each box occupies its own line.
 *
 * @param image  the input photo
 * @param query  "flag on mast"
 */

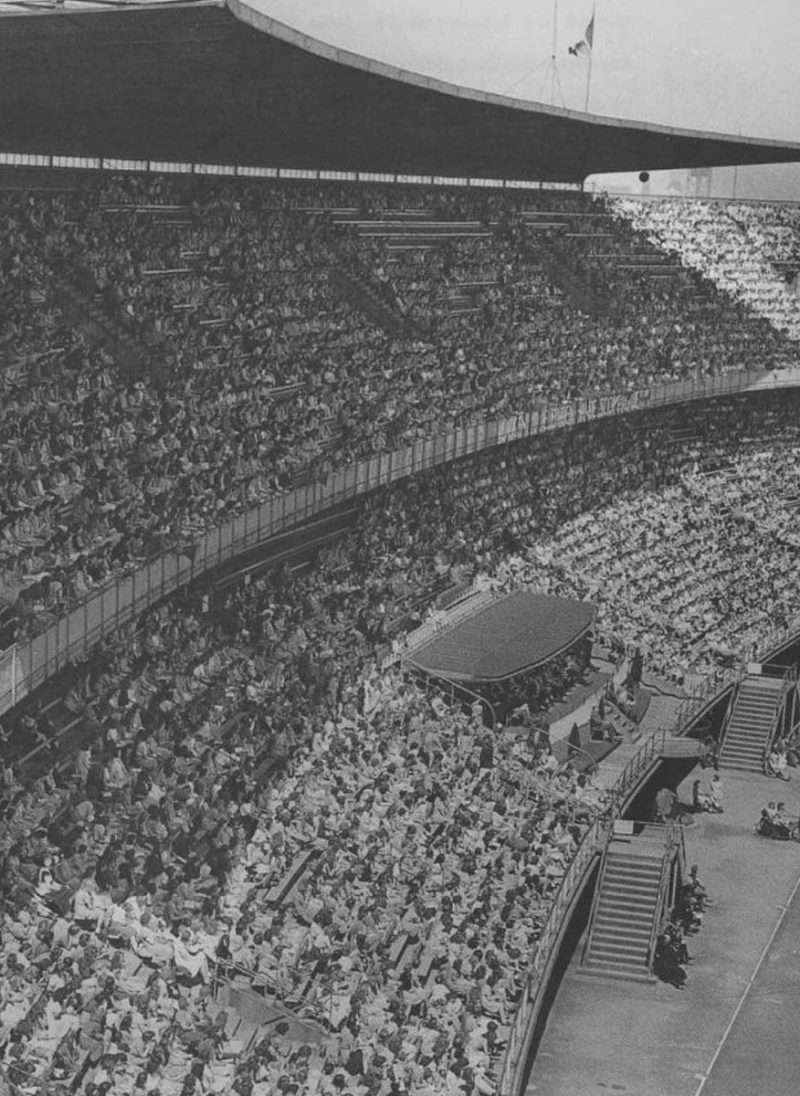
xmin=568 ymin=11 xmax=595 ymax=57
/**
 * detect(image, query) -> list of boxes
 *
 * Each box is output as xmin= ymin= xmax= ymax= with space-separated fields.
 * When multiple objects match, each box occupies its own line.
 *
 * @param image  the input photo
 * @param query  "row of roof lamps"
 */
xmin=0 ymin=150 xmax=584 ymax=190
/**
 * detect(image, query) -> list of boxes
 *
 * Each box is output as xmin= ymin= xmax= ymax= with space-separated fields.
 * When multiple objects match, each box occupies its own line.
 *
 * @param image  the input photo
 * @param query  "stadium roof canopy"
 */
xmin=2 ymin=0 xmax=800 ymax=183
xmin=408 ymin=592 xmax=596 ymax=683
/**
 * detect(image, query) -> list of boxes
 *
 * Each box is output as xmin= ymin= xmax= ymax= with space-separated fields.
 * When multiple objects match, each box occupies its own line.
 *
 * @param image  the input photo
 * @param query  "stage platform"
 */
xmin=407 ymin=591 xmax=595 ymax=683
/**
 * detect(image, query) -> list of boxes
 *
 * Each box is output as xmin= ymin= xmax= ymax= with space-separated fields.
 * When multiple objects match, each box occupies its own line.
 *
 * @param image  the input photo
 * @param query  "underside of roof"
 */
xmin=1 ymin=0 xmax=799 ymax=182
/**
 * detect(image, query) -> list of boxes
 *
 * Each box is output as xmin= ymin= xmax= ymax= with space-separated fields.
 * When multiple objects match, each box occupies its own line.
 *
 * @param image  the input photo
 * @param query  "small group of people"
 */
xmin=691 ymin=774 xmax=724 ymax=814
xmin=765 ymin=734 xmax=800 ymax=780
xmin=654 ymin=864 xmax=707 ymax=990
xmin=756 ymin=800 xmax=800 ymax=841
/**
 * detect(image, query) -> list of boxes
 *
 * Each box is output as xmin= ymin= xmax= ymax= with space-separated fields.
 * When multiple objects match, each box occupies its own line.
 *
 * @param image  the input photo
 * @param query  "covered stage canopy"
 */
xmin=408 ymin=592 xmax=595 ymax=684
xmin=2 ymin=0 xmax=800 ymax=183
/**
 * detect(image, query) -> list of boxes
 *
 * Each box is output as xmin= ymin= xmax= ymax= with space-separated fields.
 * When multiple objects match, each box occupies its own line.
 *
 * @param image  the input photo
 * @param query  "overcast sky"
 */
xmin=251 ymin=1 xmax=800 ymax=197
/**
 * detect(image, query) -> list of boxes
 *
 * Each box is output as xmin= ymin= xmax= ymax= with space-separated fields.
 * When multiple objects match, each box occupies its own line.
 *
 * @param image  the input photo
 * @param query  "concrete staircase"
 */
xmin=52 ymin=280 xmax=161 ymax=382
xmin=719 ymin=674 xmax=788 ymax=772
xmin=329 ymin=264 xmax=429 ymax=342
xmin=582 ymin=837 xmax=667 ymax=982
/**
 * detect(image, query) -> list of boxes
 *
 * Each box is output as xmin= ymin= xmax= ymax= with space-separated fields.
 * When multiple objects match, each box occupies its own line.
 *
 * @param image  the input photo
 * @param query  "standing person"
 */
xmin=691 ymin=779 xmax=709 ymax=813
xmin=75 ymin=745 xmax=92 ymax=789
xmin=655 ymin=785 xmax=677 ymax=822
xmin=687 ymin=864 xmax=707 ymax=910
xmin=708 ymin=773 xmax=723 ymax=813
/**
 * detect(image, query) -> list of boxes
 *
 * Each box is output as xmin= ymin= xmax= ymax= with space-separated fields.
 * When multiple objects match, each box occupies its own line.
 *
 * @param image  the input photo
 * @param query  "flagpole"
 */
xmin=584 ymin=2 xmax=596 ymax=112
xmin=551 ymin=0 xmax=559 ymax=106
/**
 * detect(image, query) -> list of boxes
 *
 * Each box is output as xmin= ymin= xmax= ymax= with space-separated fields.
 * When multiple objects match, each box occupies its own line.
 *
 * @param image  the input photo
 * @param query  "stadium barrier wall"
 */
xmin=2 ymin=363 xmax=800 ymax=718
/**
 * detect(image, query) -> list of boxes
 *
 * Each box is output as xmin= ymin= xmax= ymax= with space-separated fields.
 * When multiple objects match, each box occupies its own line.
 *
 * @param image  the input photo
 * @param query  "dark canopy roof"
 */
xmin=1 ymin=0 xmax=800 ymax=182
xmin=409 ymin=592 xmax=595 ymax=683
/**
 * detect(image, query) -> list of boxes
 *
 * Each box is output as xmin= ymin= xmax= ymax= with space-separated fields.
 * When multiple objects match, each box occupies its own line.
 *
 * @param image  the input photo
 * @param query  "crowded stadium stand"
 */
xmin=4 ymin=3 xmax=800 ymax=1096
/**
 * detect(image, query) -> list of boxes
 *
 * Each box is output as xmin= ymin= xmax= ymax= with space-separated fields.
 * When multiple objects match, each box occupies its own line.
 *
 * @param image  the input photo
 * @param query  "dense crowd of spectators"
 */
xmin=3 ymin=177 xmax=800 ymax=649
xmin=0 ymin=568 xmax=598 ymax=1094
xmin=613 ymin=196 xmax=800 ymax=340
xmin=5 ymin=171 xmax=800 ymax=1092
xmin=350 ymin=194 xmax=792 ymax=396
xmin=4 ymin=385 xmax=800 ymax=1091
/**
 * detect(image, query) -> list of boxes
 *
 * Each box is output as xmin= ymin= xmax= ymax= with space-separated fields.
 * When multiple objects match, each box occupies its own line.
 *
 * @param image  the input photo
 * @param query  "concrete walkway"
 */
xmin=524 ymin=767 xmax=800 ymax=1096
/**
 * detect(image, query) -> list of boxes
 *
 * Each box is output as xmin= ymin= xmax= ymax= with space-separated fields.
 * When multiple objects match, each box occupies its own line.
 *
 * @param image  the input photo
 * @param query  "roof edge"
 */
xmin=228 ymin=0 xmax=800 ymax=154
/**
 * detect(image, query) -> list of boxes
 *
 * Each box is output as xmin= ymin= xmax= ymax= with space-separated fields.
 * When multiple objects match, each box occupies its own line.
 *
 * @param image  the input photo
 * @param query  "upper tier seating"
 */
xmin=612 ymin=196 xmax=800 ymax=340
xmin=3 ymin=179 xmax=799 ymax=652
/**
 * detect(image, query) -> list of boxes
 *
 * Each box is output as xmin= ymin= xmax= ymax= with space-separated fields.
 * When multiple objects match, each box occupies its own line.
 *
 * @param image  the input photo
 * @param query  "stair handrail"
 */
xmin=647 ymin=841 xmax=675 ymax=975
xmin=498 ymin=653 xmax=787 ymax=1096
xmin=716 ymin=678 xmax=740 ymax=758
xmin=761 ymin=665 xmax=795 ymax=762
xmin=578 ymin=829 xmax=613 ymax=966
xmin=604 ymin=729 xmax=666 ymax=816
xmin=497 ymin=814 xmax=610 ymax=1096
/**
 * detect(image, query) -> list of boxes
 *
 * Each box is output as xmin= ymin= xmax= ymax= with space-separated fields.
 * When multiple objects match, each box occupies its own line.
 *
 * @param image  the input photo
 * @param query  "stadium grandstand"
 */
xmin=3 ymin=3 xmax=800 ymax=1096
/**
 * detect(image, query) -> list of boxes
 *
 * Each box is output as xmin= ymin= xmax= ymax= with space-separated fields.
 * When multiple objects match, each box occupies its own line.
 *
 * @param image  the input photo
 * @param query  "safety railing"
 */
xmin=404 ymin=662 xmax=497 ymax=730
xmin=647 ymin=843 xmax=675 ymax=974
xmin=497 ymin=815 xmax=610 ymax=1096
xmin=494 ymin=660 xmax=756 ymax=1096
xmin=3 ymin=363 xmax=800 ymax=718
xmin=638 ymin=819 xmax=686 ymax=973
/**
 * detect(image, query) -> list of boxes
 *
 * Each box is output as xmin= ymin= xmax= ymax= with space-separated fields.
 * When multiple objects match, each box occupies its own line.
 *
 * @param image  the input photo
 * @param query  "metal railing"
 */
xmin=643 ymin=820 xmax=686 ymax=973
xmin=494 ymin=657 xmax=759 ymax=1096
xmin=404 ymin=662 xmax=497 ymax=729
xmin=4 ymin=364 xmax=800 ymax=718
xmin=496 ymin=815 xmax=610 ymax=1095
xmin=718 ymin=662 xmax=797 ymax=761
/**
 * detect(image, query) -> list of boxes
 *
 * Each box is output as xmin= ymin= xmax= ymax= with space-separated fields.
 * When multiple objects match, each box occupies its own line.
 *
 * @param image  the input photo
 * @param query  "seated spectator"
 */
xmin=766 ymin=746 xmax=791 ymax=780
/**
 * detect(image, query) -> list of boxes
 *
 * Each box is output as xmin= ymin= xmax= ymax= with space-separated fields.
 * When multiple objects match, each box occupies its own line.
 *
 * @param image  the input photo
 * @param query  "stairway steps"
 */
xmin=591 ymin=929 xmax=652 ymax=948
xmin=593 ymin=914 xmax=654 ymax=933
xmin=580 ymin=962 xmax=655 ymax=984
xmin=588 ymin=944 xmax=650 ymax=964
xmin=602 ymin=878 xmax=662 ymax=895
xmin=583 ymin=833 xmax=672 ymax=981
xmin=604 ymin=862 xmax=662 ymax=877
xmin=604 ymin=852 xmax=664 ymax=867
xmin=595 ymin=906 xmax=658 ymax=924
xmin=720 ymin=674 xmax=787 ymax=771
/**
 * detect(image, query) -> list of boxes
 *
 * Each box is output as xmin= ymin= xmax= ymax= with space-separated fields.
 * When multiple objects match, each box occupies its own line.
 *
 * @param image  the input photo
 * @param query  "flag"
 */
xmin=585 ymin=13 xmax=595 ymax=49
xmin=568 ymin=9 xmax=595 ymax=57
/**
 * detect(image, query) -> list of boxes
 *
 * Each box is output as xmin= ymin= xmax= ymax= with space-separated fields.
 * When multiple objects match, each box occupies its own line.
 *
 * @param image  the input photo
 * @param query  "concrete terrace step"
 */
xmin=592 ymin=920 xmax=654 ymax=939
xmin=592 ymin=924 xmax=654 ymax=944
xmin=604 ymin=860 xmax=663 ymax=875
xmin=600 ymin=894 xmax=661 ymax=911
xmin=602 ymin=879 xmax=662 ymax=897
xmin=583 ymin=833 xmax=669 ymax=981
xmin=720 ymin=674 xmax=786 ymax=770
xmin=589 ymin=933 xmax=651 ymax=952
xmin=579 ymin=962 xmax=655 ymax=984
xmin=592 ymin=917 xmax=654 ymax=936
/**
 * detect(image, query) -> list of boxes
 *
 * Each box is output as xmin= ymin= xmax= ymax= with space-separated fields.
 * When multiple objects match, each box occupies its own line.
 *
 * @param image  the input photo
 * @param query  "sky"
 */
xmin=251 ymin=0 xmax=800 ymax=198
